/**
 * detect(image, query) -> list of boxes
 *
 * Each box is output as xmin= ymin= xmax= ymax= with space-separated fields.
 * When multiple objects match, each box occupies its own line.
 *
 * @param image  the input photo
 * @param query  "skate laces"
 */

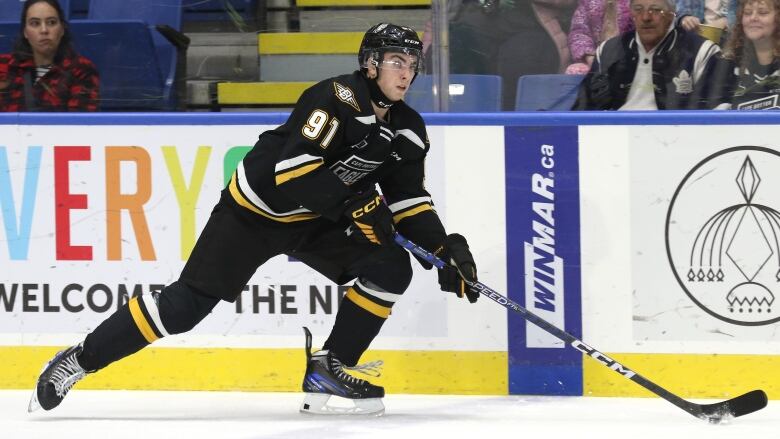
xmin=344 ymin=360 xmax=383 ymax=378
xmin=329 ymin=355 xmax=384 ymax=384
xmin=49 ymin=351 xmax=86 ymax=398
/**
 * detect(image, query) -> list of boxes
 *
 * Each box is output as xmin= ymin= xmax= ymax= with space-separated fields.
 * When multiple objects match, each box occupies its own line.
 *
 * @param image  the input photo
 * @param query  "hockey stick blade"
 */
xmin=393 ymin=233 xmax=768 ymax=422
xmin=693 ymin=389 xmax=767 ymax=422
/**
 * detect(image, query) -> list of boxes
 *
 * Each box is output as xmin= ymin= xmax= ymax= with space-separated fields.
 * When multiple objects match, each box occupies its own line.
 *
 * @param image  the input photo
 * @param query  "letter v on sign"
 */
xmin=0 ymin=146 xmax=42 ymax=260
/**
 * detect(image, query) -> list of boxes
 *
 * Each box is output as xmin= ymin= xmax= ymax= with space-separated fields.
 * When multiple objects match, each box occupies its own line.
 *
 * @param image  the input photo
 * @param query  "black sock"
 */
xmin=323 ymin=297 xmax=385 ymax=366
xmin=77 ymin=299 xmax=152 ymax=372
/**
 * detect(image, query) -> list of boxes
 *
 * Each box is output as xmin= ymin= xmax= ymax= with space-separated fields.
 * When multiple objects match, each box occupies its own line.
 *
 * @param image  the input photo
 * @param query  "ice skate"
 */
xmin=28 ymin=343 xmax=88 ymax=412
xmin=300 ymin=327 xmax=385 ymax=416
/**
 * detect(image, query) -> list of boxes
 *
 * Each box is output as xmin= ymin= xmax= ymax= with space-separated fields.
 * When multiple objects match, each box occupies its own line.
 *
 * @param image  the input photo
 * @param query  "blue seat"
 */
xmin=0 ymin=0 xmax=71 ymax=21
xmin=184 ymin=0 xmax=256 ymax=24
xmin=404 ymin=74 xmax=502 ymax=112
xmin=82 ymin=0 xmax=190 ymax=110
xmin=0 ymin=22 xmax=18 ymax=54
xmin=69 ymin=20 xmax=167 ymax=110
xmin=70 ymin=0 xmax=89 ymax=19
xmin=515 ymin=74 xmax=585 ymax=111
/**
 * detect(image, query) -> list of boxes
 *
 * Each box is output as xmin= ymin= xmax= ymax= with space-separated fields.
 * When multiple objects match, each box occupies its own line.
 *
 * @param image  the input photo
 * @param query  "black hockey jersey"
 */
xmin=228 ymin=70 xmax=447 ymax=253
xmin=732 ymin=56 xmax=780 ymax=110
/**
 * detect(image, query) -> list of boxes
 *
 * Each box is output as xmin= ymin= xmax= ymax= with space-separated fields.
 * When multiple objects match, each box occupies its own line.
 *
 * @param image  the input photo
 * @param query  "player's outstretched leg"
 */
xmin=28 ymin=343 xmax=89 ymax=412
xmin=28 ymin=281 xmax=219 ymax=413
xmin=300 ymin=327 xmax=385 ymax=415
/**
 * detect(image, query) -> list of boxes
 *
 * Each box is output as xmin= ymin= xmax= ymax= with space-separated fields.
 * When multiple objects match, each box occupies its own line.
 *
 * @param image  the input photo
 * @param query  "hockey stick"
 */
xmin=393 ymin=232 xmax=768 ymax=423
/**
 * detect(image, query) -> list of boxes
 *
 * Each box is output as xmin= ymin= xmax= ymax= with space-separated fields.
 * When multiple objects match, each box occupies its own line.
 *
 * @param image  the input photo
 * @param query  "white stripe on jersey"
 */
xmin=388 ymin=196 xmax=432 ymax=213
xmin=355 ymin=115 xmax=377 ymax=125
xmin=356 ymin=279 xmax=401 ymax=303
xmin=379 ymin=125 xmax=394 ymax=142
xmin=141 ymin=294 xmax=170 ymax=337
xmin=238 ymin=162 xmax=314 ymax=216
xmin=274 ymin=153 xmax=323 ymax=174
xmin=396 ymin=129 xmax=425 ymax=149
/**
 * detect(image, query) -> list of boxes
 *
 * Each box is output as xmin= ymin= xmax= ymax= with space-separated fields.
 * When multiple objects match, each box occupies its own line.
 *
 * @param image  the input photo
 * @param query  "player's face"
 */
xmin=742 ymin=0 xmax=776 ymax=43
xmin=374 ymin=52 xmax=418 ymax=101
xmin=630 ymin=0 xmax=675 ymax=49
xmin=23 ymin=2 xmax=64 ymax=61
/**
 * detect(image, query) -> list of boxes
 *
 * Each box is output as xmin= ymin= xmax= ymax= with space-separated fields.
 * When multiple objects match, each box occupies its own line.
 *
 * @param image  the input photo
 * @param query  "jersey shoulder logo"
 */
xmin=334 ymin=82 xmax=361 ymax=112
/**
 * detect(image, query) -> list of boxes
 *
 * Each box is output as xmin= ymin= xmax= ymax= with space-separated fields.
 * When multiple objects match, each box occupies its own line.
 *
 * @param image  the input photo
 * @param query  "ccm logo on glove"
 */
xmin=351 ymin=194 xmax=383 ymax=218
xmin=343 ymin=190 xmax=395 ymax=246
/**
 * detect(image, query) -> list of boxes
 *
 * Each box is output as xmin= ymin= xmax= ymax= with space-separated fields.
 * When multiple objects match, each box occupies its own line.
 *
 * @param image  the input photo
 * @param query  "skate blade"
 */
xmin=28 ymin=353 xmax=56 ymax=413
xmin=300 ymin=393 xmax=385 ymax=416
xmin=28 ymin=388 xmax=41 ymax=413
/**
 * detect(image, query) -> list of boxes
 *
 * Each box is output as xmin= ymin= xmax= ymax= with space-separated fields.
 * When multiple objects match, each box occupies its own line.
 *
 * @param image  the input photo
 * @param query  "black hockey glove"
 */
xmin=435 ymin=233 xmax=479 ymax=303
xmin=343 ymin=190 xmax=395 ymax=246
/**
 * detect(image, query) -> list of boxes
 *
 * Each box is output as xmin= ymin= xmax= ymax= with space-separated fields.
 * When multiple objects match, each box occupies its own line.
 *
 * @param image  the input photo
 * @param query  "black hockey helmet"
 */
xmin=358 ymin=23 xmax=424 ymax=73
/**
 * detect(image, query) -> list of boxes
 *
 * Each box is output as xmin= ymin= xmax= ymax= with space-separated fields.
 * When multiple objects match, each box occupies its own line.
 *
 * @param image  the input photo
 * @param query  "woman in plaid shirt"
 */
xmin=0 ymin=0 xmax=99 ymax=112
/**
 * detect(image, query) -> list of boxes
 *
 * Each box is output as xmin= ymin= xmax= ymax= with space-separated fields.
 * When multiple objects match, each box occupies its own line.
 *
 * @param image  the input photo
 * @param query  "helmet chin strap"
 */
xmin=365 ymin=68 xmax=396 ymax=109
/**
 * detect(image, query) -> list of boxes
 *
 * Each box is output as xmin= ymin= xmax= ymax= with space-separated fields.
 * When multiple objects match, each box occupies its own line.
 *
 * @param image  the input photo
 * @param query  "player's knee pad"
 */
xmin=155 ymin=280 xmax=220 ymax=335
xmin=360 ymin=246 xmax=413 ymax=295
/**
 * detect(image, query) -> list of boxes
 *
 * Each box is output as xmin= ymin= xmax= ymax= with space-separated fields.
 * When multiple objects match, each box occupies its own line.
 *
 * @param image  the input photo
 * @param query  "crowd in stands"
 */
xmin=436 ymin=0 xmax=780 ymax=111
xmin=1 ymin=0 xmax=779 ymax=112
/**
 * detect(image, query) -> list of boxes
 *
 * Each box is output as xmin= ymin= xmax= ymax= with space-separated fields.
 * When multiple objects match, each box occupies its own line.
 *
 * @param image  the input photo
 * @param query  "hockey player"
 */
xmin=29 ymin=23 xmax=479 ymax=416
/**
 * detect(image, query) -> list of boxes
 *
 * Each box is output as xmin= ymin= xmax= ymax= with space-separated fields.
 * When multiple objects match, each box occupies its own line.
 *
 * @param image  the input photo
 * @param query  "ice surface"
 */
xmin=2 ymin=390 xmax=776 ymax=439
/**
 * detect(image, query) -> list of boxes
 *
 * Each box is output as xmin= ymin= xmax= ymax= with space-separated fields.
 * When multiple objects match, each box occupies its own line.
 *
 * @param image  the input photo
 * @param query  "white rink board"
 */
xmin=580 ymin=124 xmax=780 ymax=355
xmin=0 ymin=124 xmax=506 ymax=351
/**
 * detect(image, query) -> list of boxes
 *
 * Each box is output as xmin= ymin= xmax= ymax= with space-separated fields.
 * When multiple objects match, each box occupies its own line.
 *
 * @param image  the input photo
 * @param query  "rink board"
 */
xmin=1 ymin=113 xmax=779 ymax=399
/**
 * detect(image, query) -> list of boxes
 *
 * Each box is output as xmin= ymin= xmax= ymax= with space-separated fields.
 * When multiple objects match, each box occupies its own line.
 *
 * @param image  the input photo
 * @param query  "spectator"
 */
xmin=434 ymin=0 xmax=576 ymax=109
xmin=677 ymin=0 xmax=738 ymax=42
xmin=572 ymin=0 xmax=722 ymax=109
xmin=566 ymin=0 xmax=635 ymax=74
xmin=0 ymin=0 xmax=99 ymax=112
xmin=717 ymin=0 xmax=780 ymax=109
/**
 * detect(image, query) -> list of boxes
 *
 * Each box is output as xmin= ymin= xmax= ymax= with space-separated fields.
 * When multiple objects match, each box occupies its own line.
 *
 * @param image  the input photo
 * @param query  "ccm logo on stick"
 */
xmin=571 ymin=340 xmax=636 ymax=378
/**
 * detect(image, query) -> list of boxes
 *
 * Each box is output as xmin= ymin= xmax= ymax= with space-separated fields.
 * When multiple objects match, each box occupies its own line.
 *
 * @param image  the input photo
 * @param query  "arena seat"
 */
xmin=70 ymin=0 xmax=89 ymax=19
xmin=82 ymin=0 xmax=190 ymax=110
xmin=69 ymin=20 xmax=168 ymax=110
xmin=0 ymin=22 xmax=18 ymax=54
xmin=515 ymin=74 xmax=584 ymax=111
xmin=183 ymin=0 xmax=256 ymax=24
xmin=403 ymin=74 xmax=502 ymax=112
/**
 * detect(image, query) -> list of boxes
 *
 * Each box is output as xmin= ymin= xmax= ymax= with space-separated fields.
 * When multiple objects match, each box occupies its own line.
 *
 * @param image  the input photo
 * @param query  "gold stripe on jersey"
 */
xmin=393 ymin=203 xmax=433 ymax=223
xmin=274 ymin=162 xmax=323 ymax=185
xmin=229 ymin=173 xmax=319 ymax=223
xmin=345 ymin=287 xmax=391 ymax=318
xmin=129 ymin=296 xmax=159 ymax=343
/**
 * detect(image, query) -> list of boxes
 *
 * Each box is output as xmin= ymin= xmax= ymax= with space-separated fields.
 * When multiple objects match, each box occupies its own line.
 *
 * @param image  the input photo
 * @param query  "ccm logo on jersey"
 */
xmin=351 ymin=195 xmax=383 ymax=218
xmin=334 ymin=82 xmax=361 ymax=112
